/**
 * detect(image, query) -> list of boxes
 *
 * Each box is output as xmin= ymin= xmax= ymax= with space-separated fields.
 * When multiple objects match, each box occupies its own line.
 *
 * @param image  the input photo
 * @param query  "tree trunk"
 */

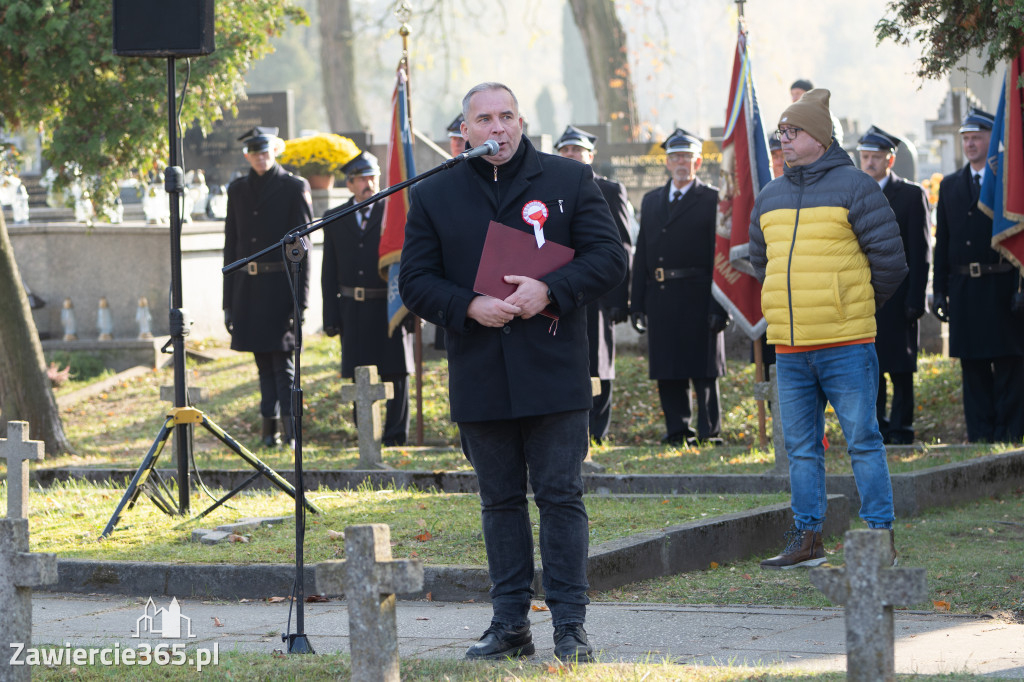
xmin=568 ymin=0 xmax=639 ymax=143
xmin=0 ymin=212 xmax=72 ymax=455
xmin=318 ymin=0 xmax=365 ymax=134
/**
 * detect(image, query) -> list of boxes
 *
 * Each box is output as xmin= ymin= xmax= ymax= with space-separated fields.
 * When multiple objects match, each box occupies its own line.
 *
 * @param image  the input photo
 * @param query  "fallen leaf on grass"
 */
xmin=212 ymin=617 xmax=223 ymax=627
xmin=547 ymin=664 xmax=567 ymax=673
xmin=326 ymin=529 xmax=344 ymax=541
xmin=415 ymin=531 xmax=433 ymax=542
xmin=227 ymin=534 xmax=248 ymax=543
xmin=305 ymin=595 xmax=329 ymax=603
xmin=933 ymin=600 xmax=951 ymax=611
xmin=531 ymin=604 xmax=549 ymax=612
xmin=709 ymin=561 xmax=719 ymax=569
xmin=267 ymin=596 xmax=288 ymax=603
xmin=426 ymin=592 xmax=432 ymax=601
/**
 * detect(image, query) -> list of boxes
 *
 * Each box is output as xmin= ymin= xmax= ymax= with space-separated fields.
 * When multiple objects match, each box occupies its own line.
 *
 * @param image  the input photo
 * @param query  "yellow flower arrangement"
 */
xmin=278 ymin=133 xmax=361 ymax=177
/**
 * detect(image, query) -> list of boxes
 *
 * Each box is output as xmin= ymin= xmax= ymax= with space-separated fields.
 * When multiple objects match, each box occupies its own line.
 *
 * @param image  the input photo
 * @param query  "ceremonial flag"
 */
xmin=379 ymin=62 xmax=416 ymax=335
xmin=711 ymin=19 xmax=772 ymax=340
xmin=979 ymin=48 xmax=1024 ymax=274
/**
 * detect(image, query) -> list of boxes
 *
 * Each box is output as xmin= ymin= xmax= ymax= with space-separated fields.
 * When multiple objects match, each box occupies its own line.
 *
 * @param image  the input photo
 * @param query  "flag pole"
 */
xmin=395 ymin=1 xmax=424 ymax=447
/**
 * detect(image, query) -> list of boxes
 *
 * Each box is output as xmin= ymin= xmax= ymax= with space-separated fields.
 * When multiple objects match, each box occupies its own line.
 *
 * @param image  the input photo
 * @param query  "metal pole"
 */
xmin=167 ymin=57 xmax=192 ymax=514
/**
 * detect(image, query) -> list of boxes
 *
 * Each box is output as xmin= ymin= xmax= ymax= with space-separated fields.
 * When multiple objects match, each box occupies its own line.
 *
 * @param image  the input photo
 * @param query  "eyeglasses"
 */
xmin=774 ymin=127 xmax=803 ymax=141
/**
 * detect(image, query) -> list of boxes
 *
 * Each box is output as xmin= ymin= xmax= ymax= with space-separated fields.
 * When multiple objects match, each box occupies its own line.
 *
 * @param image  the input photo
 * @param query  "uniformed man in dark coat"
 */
xmin=554 ymin=125 xmax=633 ymax=444
xmin=322 ymin=152 xmax=414 ymax=446
xmin=400 ymin=82 xmax=627 ymax=663
xmin=223 ymin=126 xmax=312 ymax=447
xmin=447 ymin=113 xmax=466 ymax=158
xmin=933 ymin=108 xmax=1024 ymax=443
xmin=630 ymin=128 xmax=728 ymax=446
xmin=857 ymin=125 xmax=931 ymax=445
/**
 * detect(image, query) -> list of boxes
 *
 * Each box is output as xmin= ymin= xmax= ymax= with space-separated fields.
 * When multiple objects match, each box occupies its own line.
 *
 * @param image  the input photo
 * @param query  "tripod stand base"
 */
xmin=283 ymin=633 xmax=315 ymax=654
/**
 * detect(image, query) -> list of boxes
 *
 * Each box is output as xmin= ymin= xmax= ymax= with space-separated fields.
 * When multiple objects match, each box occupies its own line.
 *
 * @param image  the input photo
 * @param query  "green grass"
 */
xmin=27 ymin=650 xmax=997 ymax=682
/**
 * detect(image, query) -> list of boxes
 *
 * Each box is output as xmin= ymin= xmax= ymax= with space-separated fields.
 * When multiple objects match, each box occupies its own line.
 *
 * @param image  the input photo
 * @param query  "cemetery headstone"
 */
xmin=316 ymin=524 xmax=424 ymax=682
xmin=1 ymin=421 xmax=44 ymax=520
xmin=752 ymin=364 xmax=788 ymax=473
xmin=1 ymin=420 xmax=59 ymax=682
xmin=809 ymin=529 xmax=928 ymax=682
xmin=340 ymin=366 xmax=394 ymax=469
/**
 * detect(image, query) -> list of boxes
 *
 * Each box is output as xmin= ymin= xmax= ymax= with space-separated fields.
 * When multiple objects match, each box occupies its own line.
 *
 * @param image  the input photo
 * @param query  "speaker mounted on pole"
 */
xmin=112 ymin=0 xmax=215 ymax=58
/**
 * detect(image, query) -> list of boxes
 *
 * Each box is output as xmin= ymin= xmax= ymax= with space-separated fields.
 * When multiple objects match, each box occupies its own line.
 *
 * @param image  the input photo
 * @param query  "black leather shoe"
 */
xmin=553 ymin=623 xmax=593 ymax=662
xmin=465 ymin=623 xmax=534 ymax=660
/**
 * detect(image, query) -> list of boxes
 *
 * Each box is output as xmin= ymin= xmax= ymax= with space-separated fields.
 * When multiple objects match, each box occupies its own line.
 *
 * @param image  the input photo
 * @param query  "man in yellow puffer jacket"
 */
xmin=748 ymin=89 xmax=908 ymax=570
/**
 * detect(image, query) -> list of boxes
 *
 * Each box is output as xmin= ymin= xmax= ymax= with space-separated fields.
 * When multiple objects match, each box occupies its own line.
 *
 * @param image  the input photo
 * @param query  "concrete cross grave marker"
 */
xmin=316 ymin=524 xmax=424 ymax=682
xmin=1 ymin=422 xmax=59 ymax=682
xmin=340 ymin=366 xmax=394 ymax=469
xmin=753 ymin=364 xmax=788 ymax=474
xmin=2 ymin=421 xmax=44 ymax=520
xmin=810 ymin=529 xmax=928 ymax=682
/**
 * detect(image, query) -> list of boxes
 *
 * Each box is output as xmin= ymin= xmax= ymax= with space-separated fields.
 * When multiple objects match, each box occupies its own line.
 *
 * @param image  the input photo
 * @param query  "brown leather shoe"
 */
xmin=760 ymin=525 xmax=826 ymax=570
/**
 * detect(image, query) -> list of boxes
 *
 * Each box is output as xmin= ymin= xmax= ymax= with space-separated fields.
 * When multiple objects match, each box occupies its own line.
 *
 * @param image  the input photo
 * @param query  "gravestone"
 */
xmin=1 ymin=421 xmax=59 ymax=682
xmin=316 ymin=524 xmax=424 ymax=682
xmin=752 ymin=364 xmax=788 ymax=474
xmin=340 ymin=366 xmax=393 ymax=469
xmin=182 ymin=91 xmax=294 ymax=188
xmin=810 ymin=529 xmax=928 ymax=682
xmin=1 ymin=421 xmax=44 ymax=520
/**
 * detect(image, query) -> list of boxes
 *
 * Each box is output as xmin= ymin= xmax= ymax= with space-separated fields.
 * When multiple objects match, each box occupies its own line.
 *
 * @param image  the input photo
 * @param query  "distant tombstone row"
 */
xmin=59 ymin=297 xmax=153 ymax=341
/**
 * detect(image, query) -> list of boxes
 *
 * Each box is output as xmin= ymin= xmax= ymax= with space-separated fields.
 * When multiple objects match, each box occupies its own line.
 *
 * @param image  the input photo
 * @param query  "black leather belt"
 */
xmin=246 ymin=262 xmax=286 ymax=275
xmin=653 ymin=267 xmax=710 ymax=282
xmin=955 ymin=262 xmax=1015 ymax=277
xmin=340 ymin=286 xmax=387 ymax=301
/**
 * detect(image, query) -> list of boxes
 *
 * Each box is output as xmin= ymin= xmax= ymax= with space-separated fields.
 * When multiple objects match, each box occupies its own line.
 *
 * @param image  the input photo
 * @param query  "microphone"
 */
xmin=460 ymin=140 xmax=499 ymax=160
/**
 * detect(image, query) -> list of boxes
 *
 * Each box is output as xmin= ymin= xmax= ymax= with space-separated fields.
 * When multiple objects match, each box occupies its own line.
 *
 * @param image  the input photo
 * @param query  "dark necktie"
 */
xmin=671 ymin=189 xmax=682 ymax=203
xmin=972 ymin=173 xmax=981 ymax=202
xmin=359 ymin=208 xmax=371 ymax=229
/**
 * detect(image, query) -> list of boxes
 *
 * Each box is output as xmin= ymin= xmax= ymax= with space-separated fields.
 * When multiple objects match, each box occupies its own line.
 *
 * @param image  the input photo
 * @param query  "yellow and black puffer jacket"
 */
xmin=748 ymin=142 xmax=907 ymax=347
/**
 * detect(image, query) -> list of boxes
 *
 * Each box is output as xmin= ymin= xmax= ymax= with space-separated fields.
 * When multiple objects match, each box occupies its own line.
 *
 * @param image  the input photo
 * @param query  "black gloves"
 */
xmin=605 ymin=307 xmax=628 ymax=325
xmin=223 ymin=309 xmax=233 ymax=334
xmin=708 ymin=313 xmax=730 ymax=334
xmin=630 ymin=311 xmax=647 ymax=334
xmin=932 ymin=293 xmax=949 ymax=323
xmin=324 ymin=326 xmax=340 ymax=337
xmin=905 ymin=306 xmax=925 ymax=321
xmin=1011 ymin=290 xmax=1024 ymax=317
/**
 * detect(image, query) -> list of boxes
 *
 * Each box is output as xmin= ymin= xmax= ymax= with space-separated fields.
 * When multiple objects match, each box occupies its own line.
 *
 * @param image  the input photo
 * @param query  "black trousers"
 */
xmin=588 ymin=378 xmax=613 ymax=443
xmin=961 ymin=356 xmax=1024 ymax=443
xmin=657 ymin=378 xmax=721 ymax=441
xmin=253 ymin=351 xmax=294 ymax=419
xmin=876 ymin=370 xmax=915 ymax=444
xmin=352 ymin=373 xmax=410 ymax=446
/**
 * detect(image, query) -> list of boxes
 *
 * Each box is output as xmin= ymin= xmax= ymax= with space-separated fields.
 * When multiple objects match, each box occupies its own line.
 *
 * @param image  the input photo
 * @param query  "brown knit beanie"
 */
xmin=779 ymin=88 xmax=833 ymax=147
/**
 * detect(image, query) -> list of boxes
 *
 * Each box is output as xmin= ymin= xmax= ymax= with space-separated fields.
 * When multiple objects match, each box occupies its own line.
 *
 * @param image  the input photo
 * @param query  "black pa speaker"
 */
xmin=112 ymin=0 xmax=215 ymax=58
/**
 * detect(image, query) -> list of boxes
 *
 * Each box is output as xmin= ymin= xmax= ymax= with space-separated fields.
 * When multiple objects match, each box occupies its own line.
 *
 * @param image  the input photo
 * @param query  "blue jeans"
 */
xmin=459 ymin=410 xmax=590 ymax=628
xmin=776 ymin=344 xmax=894 ymax=531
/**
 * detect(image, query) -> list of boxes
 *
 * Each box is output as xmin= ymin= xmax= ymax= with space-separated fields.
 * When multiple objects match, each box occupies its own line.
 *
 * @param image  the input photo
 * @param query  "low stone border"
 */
xmin=43 ymin=498 xmax=848 ymax=602
xmin=36 ymin=448 xmax=1024 ymax=519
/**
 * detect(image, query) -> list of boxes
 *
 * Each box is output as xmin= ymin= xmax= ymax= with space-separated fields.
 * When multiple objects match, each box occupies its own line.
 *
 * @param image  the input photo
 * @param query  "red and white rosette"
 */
xmin=522 ymin=200 xmax=548 ymax=248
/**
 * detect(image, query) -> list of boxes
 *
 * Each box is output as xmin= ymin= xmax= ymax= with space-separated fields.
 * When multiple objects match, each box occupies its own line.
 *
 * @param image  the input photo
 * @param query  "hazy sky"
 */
xmin=310 ymin=1 xmax=955 ymax=147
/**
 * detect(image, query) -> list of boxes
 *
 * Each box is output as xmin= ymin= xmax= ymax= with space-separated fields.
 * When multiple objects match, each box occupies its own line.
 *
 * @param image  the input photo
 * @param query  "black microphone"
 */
xmin=459 ymin=140 xmax=499 ymax=160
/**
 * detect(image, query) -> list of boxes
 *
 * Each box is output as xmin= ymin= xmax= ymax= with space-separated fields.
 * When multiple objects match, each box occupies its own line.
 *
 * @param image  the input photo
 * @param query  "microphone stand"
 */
xmin=222 ymin=146 xmax=487 ymax=655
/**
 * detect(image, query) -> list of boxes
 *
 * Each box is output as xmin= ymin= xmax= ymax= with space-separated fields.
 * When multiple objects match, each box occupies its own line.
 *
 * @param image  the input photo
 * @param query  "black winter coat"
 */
xmin=875 ymin=173 xmax=931 ymax=372
xmin=321 ymin=198 xmax=413 ymax=378
xmin=398 ymin=137 xmax=628 ymax=422
xmin=223 ymin=164 xmax=311 ymax=352
xmin=630 ymin=179 xmax=726 ymax=379
xmin=934 ymin=165 xmax=1024 ymax=359
xmin=588 ymin=175 xmax=633 ymax=380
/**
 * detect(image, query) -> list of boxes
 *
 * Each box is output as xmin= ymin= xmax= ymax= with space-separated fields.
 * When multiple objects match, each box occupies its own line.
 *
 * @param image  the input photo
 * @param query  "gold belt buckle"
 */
xmin=654 ymin=267 xmax=665 ymax=282
xmin=247 ymin=262 xmax=258 ymax=275
xmin=969 ymin=262 xmax=981 ymax=278
xmin=354 ymin=286 xmax=365 ymax=301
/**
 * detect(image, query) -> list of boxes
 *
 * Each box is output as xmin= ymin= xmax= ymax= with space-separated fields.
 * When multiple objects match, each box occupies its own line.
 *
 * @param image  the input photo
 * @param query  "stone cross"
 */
xmin=316 ymin=524 xmax=424 ymax=682
xmin=810 ymin=529 xmax=928 ymax=682
xmin=2 ymin=421 xmax=44 ymax=519
xmin=753 ymin=364 xmax=788 ymax=474
xmin=340 ymin=366 xmax=394 ymax=469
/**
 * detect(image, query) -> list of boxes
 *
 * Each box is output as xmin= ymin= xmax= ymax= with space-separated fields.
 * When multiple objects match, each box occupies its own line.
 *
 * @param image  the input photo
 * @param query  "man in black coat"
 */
xmin=554 ymin=125 xmax=633 ymax=444
xmin=630 ymin=128 xmax=728 ymax=446
xmin=933 ymin=108 xmax=1024 ymax=443
xmin=857 ymin=126 xmax=931 ymax=445
xmin=321 ymin=152 xmax=413 ymax=446
xmin=223 ymin=127 xmax=312 ymax=447
xmin=399 ymin=83 xmax=627 ymax=663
